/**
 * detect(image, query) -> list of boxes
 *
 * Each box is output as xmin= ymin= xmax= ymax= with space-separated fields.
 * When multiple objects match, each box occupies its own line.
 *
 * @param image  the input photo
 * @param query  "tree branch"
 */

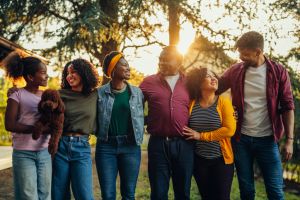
xmin=122 ymin=40 xmax=165 ymax=51
xmin=47 ymin=9 xmax=70 ymax=23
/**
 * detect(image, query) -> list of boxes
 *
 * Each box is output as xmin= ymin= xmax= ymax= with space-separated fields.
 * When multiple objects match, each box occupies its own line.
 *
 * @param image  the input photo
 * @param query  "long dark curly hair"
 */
xmin=61 ymin=58 xmax=100 ymax=95
xmin=185 ymin=67 xmax=219 ymax=101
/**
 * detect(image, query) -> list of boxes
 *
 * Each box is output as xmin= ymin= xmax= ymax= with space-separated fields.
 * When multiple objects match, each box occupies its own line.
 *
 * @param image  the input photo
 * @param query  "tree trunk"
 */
xmin=168 ymin=0 xmax=180 ymax=46
xmin=99 ymin=0 xmax=120 ymax=84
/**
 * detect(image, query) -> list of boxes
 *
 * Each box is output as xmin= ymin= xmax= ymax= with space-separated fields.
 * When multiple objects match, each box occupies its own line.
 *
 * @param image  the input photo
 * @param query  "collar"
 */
xmin=104 ymin=81 xmax=136 ymax=96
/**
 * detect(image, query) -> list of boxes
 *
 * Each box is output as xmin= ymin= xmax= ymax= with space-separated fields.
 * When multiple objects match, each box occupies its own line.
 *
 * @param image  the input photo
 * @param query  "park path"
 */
xmin=0 ymin=146 xmax=12 ymax=170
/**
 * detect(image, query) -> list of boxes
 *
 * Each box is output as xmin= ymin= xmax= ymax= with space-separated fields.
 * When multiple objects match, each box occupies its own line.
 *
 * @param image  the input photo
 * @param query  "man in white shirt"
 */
xmin=218 ymin=31 xmax=295 ymax=200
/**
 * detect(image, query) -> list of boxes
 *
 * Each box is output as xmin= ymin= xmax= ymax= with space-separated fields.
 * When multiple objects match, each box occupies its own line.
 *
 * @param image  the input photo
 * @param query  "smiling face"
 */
xmin=200 ymin=70 xmax=218 ymax=92
xmin=238 ymin=48 xmax=261 ymax=67
xmin=66 ymin=65 xmax=83 ymax=91
xmin=112 ymin=57 xmax=130 ymax=80
xmin=29 ymin=63 xmax=48 ymax=87
xmin=158 ymin=49 xmax=182 ymax=76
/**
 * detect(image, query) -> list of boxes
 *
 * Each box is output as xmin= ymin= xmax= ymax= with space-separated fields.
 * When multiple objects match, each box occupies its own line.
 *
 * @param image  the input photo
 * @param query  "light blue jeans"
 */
xmin=52 ymin=135 xmax=94 ymax=200
xmin=232 ymin=134 xmax=284 ymax=200
xmin=95 ymin=136 xmax=141 ymax=200
xmin=12 ymin=148 xmax=52 ymax=200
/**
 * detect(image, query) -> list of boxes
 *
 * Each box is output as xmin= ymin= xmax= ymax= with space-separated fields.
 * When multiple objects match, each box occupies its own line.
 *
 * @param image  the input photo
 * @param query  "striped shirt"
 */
xmin=189 ymin=98 xmax=222 ymax=159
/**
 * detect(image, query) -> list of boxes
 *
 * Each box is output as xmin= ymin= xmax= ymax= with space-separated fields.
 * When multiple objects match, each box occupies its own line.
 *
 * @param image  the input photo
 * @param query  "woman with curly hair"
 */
xmin=182 ymin=67 xmax=236 ymax=200
xmin=52 ymin=58 xmax=100 ymax=200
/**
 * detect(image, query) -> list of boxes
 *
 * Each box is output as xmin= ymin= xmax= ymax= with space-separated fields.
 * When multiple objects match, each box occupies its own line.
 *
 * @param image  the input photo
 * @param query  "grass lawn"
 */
xmin=0 ymin=149 xmax=298 ymax=200
xmin=92 ymin=151 xmax=299 ymax=200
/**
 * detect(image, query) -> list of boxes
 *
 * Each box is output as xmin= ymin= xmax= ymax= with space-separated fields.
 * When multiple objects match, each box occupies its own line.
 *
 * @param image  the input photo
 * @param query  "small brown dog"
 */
xmin=32 ymin=89 xmax=64 ymax=157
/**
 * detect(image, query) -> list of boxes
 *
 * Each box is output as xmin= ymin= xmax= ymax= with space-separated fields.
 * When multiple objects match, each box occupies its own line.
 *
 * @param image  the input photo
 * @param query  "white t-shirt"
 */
xmin=241 ymin=63 xmax=273 ymax=137
xmin=165 ymin=73 xmax=179 ymax=92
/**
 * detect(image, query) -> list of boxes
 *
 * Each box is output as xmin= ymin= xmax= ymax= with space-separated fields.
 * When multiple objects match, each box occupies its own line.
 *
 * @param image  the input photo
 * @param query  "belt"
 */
xmin=63 ymin=132 xmax=85 ymax=136
xmin=99 ymin=135 xmax=135 ymax=144
xmin=61 ymin=135 xmax=89 ymax=142
xmin=151 ymin=135 xmax=183 ymax=141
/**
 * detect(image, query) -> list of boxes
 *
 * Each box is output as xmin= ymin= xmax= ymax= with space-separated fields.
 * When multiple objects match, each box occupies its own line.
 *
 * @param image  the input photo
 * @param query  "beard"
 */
xmin=243 ymin=60 xmax=257 ymax=68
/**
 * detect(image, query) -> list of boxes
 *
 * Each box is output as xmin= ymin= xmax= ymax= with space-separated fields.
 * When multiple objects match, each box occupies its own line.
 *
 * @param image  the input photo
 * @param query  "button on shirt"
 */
xmin=140 ymin=73 xmax=190 ymax=137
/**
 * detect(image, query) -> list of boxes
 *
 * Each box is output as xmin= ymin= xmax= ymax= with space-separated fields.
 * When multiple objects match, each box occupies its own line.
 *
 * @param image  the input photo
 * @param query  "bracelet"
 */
xmin=287 ymin=137 xmax=294 ymax=140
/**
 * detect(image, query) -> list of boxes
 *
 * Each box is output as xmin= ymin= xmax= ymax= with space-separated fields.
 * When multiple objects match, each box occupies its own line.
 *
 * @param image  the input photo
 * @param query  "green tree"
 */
xmin=1 ymin=0 xmax=298 ymax=67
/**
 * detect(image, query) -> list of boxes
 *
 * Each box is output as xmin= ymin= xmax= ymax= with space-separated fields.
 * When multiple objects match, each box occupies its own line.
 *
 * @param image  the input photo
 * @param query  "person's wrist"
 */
xmin=286 ymin=136 xmax=294 ymax=141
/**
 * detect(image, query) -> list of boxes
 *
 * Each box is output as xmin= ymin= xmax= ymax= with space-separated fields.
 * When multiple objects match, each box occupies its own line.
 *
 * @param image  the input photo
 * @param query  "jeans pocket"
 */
xmin=80 ymin=139 xmax=90 ymax=148
xmin=72 ymin=141 xmax=91 ymax=157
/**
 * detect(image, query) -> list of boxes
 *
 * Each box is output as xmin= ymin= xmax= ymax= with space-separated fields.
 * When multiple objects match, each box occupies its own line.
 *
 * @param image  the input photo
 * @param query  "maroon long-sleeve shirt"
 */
xmin=140 ymin=73 xmax=190 ymax=137
xmin=218 ymin=57 xmax=295 ymax=142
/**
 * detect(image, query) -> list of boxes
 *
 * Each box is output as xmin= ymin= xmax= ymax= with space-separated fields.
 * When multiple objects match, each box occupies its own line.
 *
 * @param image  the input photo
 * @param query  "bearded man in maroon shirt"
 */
xmin=218 ymin=31 xmax=295 ymax=200
xmin=140 ymin=46 xmax=193 ymax=200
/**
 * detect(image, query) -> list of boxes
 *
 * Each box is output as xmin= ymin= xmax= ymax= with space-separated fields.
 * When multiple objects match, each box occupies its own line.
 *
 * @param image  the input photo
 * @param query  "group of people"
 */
xmin=3 ymin=31 xmax=294 ymax=200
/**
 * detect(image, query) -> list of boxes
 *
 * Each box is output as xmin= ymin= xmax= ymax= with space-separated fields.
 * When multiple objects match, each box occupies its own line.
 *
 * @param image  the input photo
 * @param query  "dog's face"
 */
xmin=39 ymin=89 xmax=64 ymax=113
xmin=41 ymin=100 xmax=59 ymax=111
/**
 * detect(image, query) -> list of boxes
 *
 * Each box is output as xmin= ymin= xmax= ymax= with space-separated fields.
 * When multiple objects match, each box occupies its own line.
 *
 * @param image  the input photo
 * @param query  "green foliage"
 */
xmin=0 ymin=77 xmax=13 ymax=145
xmin=0 ymin=0 xmax=162 ymax=65
xmin=1 ymin=0 xmax=298 ymax=73
xmin=127 ymin=67 xmax=144 ymax=86
xmin=47 ymin=77 xmax=61 ymax=90
xmin=283 ymin=162 xmax=300 ymax=183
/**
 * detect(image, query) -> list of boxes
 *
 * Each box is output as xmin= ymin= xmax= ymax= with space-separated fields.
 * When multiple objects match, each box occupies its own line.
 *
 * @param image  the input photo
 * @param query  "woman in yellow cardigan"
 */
xmin=183 ymin=67 xmax=236 ymax=200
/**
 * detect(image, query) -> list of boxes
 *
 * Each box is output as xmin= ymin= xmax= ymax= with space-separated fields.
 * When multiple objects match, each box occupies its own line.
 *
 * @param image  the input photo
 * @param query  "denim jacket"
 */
xmin=96 ymin=82 xmax=144 ymax=145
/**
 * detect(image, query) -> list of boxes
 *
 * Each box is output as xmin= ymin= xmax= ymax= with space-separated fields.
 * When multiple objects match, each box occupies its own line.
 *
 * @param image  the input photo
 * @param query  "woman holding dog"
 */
xmin=51 ymin=58 xmax=99 ymax=200
xmin=3 ymin=51 xmax=51 ymax=200
xmin=95 ymin=51 xmax=144 ymax=200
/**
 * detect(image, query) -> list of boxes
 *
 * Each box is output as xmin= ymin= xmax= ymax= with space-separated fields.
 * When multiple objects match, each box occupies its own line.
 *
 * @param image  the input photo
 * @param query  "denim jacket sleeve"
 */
xmin=129 ymin=85 xmax=145 ymax=145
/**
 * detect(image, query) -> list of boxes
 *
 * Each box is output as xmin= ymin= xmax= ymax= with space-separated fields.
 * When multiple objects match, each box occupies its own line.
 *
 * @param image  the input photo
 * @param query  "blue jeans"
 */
xmin=148 ymin=136 xmax=194 ymax=200
xmin=95 ymin=136 xmax=141 ymax=200
xmin=52 ymin=136 xmax=94 ymax=200
xmin=13 ymin=148 xmax=52 ymax=200
xmin=232 ymin=134 xmax=284 ymax=200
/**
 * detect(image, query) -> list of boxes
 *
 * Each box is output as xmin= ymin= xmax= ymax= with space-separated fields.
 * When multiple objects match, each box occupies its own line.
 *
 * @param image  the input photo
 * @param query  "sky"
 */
xmin=0 ymin=0 xmax=298 ymax=77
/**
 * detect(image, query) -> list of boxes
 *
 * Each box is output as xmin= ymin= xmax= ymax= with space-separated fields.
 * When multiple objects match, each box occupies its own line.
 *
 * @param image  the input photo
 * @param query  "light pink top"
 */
xmin=9 ymin=88 xmax=50 ymax=151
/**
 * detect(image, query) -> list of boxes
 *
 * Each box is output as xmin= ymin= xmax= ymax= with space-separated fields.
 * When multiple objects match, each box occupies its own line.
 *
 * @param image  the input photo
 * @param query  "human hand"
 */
xmin=282 ymin=139 xmax=293 ymax=162
xmin=182 ymin=126 xmax=200 ymax=140
xmin=233 ymin=106 xmax=238 ymax=121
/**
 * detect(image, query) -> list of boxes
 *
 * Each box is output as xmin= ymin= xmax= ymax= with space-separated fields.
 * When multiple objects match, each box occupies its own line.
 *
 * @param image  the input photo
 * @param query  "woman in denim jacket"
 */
xmin=96 ymin=51 xmax=144 ymax=200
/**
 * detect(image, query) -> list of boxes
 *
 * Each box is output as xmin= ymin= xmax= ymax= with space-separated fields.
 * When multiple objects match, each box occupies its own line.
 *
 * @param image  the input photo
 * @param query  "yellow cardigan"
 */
xmin=189 ymin=96 xmax=236 ymax=164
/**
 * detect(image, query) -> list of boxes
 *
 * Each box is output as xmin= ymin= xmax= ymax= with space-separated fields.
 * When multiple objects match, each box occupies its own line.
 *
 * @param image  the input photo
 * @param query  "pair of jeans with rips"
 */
xmin=232 ymin=134 xmax=284 ymax=200
xmin=52 ymin=135 xmax=93 ymax=200
xmin=95 ymin=136 xmax=141 ymax=200
xmin=13 ymin=148 xmax=52 ymax=200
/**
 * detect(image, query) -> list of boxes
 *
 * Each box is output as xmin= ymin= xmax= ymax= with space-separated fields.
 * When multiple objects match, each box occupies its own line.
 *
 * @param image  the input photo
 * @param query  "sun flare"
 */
xmin=176 ymin=22 xmax=196 ymax=55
